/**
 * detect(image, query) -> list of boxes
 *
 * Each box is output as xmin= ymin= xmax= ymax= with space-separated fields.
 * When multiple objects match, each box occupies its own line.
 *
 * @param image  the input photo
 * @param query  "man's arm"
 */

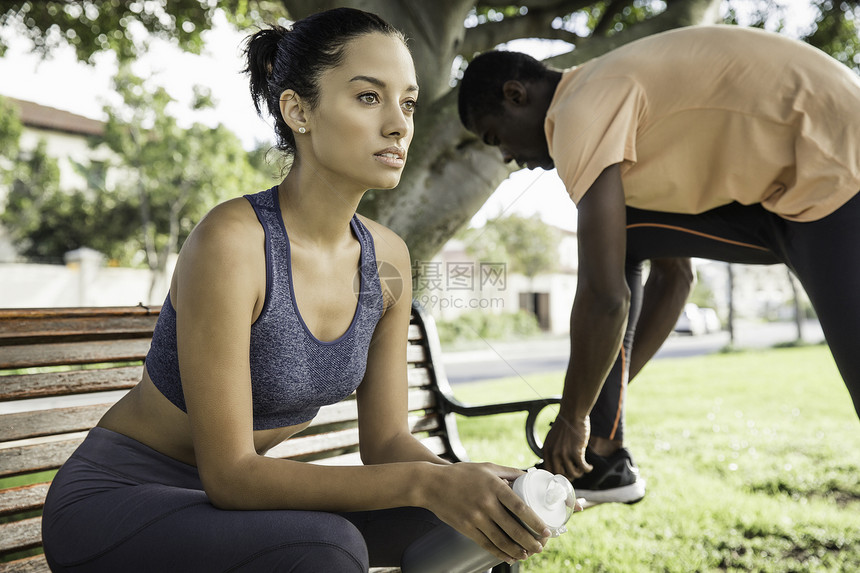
xmin=542 ymin=164 xmax=630 ymax=480
xmin=628 ymin=258 xmax=694 ymax=379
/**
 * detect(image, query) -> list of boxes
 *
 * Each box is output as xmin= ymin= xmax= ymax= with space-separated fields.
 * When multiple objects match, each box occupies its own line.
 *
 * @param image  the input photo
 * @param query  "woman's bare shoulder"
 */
xmin=182 ymin=197 xmax=263 ymax=259
xmin=355 ymin=214 xmax=409 ymax=266
xmin=171 ymin=197 xmax=267 ymax=306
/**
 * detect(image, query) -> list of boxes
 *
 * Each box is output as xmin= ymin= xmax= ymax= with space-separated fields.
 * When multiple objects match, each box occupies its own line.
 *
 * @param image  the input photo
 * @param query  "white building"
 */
xmin=1 ymin=97 xmax=114 ymax=261
xmin=12 ymin=97 xmax=112 ymax=191
xmin=0 ymin=97 xmax=161 ymax=308
xmin=419 ymin=228 xmax=579 ymax=335
xmin=424 ymin=229 xmax=811 ymax=337
xmin=696 ymin=260 xmax=810 ymax=322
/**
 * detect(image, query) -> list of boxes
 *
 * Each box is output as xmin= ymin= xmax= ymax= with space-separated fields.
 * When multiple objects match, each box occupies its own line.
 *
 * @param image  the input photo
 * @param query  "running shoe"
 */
xmin=539 ymin=447 xmax=646 ymax=509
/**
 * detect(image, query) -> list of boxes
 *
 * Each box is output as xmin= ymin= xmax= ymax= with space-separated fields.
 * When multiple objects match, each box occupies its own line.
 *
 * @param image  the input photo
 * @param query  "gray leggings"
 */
xmin=42 ymin=427 xmax=441 ymax=572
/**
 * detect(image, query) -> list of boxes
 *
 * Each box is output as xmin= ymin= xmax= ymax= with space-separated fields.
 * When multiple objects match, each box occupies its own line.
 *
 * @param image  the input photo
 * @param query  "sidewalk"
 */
xmin=439 ymin=318 xmax=825 ymax=375
xmin=440 ymin=335 xmax=569 ymax=365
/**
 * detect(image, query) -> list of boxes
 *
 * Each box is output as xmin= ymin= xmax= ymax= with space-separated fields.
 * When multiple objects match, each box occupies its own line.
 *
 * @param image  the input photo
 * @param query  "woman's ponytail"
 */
xmin=244 ymin=26 xmax=286 ymax=118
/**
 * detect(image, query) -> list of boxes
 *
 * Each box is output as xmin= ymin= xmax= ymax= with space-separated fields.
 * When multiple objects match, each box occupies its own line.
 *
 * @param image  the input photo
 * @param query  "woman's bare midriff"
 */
xmin=97 ymin=367 xmax=311 ymax=467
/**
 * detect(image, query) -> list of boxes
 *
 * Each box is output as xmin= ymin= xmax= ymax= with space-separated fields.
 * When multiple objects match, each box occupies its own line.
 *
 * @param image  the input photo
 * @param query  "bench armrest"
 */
xmin=439 ymin=394 xmax=561 ymax=458
xmin=410 ymin=301 xmax=562 ymax=460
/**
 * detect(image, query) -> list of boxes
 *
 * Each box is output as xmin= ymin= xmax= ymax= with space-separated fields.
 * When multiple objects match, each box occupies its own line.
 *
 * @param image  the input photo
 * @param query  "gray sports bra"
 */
xmin=146 ymin=186 xmax=384 ymax=430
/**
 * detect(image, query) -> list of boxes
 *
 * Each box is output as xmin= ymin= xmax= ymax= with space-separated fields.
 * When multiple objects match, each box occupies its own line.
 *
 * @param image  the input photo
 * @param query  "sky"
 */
xmin=0 ymin=2 xmax=824 ymax=234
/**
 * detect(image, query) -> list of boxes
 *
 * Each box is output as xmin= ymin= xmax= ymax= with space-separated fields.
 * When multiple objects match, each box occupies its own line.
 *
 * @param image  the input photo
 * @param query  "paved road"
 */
xmin=442 ymin=319 xmax=825 ymax=384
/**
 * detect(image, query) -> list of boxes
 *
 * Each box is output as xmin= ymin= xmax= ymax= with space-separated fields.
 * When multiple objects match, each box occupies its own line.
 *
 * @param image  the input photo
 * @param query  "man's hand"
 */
xmin=541 ymin=414 xmax=593 ymax=480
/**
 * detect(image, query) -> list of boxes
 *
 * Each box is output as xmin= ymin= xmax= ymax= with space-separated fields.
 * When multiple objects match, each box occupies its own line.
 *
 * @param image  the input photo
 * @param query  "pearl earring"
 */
xmin=298 ymin=127 xmax=306 ymax=134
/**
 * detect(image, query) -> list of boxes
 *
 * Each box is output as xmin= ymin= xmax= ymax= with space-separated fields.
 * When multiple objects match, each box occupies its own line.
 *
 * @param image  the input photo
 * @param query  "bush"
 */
xmin=435 ymin=310 xmax=541 ymax=345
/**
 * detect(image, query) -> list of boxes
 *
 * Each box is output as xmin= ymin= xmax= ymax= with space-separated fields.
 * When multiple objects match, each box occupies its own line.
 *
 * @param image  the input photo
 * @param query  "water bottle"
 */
xmin=511 ymin=467 xmax=576 ymax=537
xmin=400 ymin=468 xmax=576 ymax=573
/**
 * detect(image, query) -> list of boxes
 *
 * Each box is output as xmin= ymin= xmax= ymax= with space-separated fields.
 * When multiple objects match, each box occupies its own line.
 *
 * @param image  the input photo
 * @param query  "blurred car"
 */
xmin=675 ymin=303 xmax=721 ymax=335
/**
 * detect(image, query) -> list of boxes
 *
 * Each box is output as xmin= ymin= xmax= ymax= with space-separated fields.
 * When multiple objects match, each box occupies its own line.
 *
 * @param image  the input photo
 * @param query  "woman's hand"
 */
xmin=419 ymin=462 xmax=550 ymax=564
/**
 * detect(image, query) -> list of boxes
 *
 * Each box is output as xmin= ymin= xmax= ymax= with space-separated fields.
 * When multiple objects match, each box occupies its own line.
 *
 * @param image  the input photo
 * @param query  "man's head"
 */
xmin=458 ymin=50 xmax=557 ymax=170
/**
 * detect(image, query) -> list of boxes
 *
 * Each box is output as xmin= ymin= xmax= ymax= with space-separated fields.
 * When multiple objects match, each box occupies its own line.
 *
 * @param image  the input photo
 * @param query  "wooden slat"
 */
xmin=0 ymin=366 xmax=425 ymax=403
xmin=407 ymin=388 xmax=437 ymax=412
xmin=302 ymin=387 xmax=435 ymax=430
xmin=0 ymin=483 xmax=50 ymax=517
xmin=306 ymin=399 xmax=358 ymax=428
xmin=0 ymin=339 xmax=151 ymax=370
xmin=1 ymin=403 xmax=115 ymax=442
xmin=0 ymin=555 xmax=51 ymax=573
xmin=0 ymin=516 xmax=42 ymax=555
xmin=406 ymin=343 xmax=426 ymax=365
xmin=0 ymin=433 xmax=87 ymax=478
xmin=267 ymin=427 xmax=360 ymax=460
xmin=407 ymin=323 xmax=421 ymax=341
xmin=406 ymin=414 xmax=442 ymax=435
xmin=0 ymin=365 xmax=141 ymax=401
xmin=0 ymin=307 xmax=158 ymax=321
xmin=310 ymin=450 xmax=363 ymax=466
xmin=268 ymin=413 xmax=442 ymax=461
xmin=407 ymin=366 xmax=431 ymax=388
xmin=305 ymin=434 xmax=448 ymax=467
xmin=418 ymin=436 xmax=449 ymax=458
xmin=0 ymin=554 xmax=50 ymax=573
xmin=0 ymin=314 xmax=159 ymax=345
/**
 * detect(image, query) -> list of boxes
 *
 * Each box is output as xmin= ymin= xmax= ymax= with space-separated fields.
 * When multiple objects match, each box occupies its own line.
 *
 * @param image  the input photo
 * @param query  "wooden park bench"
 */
xmin=0 ymin=301 xmax=561 ymax=572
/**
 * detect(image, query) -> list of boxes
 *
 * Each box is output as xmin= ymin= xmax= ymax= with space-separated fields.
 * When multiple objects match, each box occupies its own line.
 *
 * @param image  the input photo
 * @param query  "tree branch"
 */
xmin=461 ymin=13 xmax=571 ymax=56
xmin=593 ymin=0 xmax=630 ymax=37
xmin=546 ymin=0 xmax=722 ymax=68
xmin=461 ymin=0 xmax=595 ymax=56
xmin=476 ymin=0 xmax=586 ymax=9
xmin=280 ymin=0 xmax=341 ymax=18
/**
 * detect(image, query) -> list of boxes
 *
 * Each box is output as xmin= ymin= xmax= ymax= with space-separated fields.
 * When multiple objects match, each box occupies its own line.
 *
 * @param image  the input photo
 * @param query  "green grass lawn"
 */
xmin=450 ymin=344 xmax=860 ymax=572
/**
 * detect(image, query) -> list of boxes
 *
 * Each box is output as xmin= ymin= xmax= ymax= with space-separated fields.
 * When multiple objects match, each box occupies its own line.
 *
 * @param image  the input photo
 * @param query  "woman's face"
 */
xmin=302 ymin=32 xmax=418 ymax=191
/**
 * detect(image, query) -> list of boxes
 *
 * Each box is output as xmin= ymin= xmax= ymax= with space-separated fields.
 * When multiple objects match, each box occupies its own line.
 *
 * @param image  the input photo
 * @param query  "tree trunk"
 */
xmin=786 ymin=267 xmax=803 ymax=343
xmin=727 ymin=263 xmax=735 ymax=346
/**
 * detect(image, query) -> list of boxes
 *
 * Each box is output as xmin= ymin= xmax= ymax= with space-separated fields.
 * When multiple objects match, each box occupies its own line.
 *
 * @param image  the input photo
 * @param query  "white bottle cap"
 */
xmin=512 ymin=468 xmax=576 ymax=537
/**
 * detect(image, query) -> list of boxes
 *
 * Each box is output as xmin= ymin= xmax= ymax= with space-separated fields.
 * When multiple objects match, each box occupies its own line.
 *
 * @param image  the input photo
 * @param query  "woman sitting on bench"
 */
xmin=40 ymin=7 xmax=550 ymax=573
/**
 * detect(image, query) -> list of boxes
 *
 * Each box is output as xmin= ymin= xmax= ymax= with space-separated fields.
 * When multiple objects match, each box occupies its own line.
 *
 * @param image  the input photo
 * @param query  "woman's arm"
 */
xmin=174 ymin=203 xmax=547 ymax=563
xmin=351 ymin=220 xmax=551 ymax=562
xmin=354 ymin=221 xmax=445 ymax=465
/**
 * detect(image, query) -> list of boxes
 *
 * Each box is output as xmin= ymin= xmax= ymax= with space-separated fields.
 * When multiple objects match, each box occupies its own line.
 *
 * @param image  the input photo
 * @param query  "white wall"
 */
xmin=696 ymin=260 xmax=808 ymax=321
xmin=416 ymin=239 xmax=579 ymax=335
xmin=0 ymin=249 xmax=170 ymax=308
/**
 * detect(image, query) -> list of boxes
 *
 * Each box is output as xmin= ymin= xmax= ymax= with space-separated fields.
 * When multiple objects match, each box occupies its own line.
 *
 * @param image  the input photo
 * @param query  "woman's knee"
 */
xmin=230 ymin=542 xmax=367 ymax=573
xmin=309 ymin=515 xmax=369 ymax=571
xmin=275 ymin=513 xmax=369 ymax=572
xmin=189 ymin=512 xmax=370 ymax=572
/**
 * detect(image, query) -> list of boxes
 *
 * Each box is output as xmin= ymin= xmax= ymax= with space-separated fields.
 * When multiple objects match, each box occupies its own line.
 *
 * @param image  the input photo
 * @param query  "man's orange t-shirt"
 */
xmin=545 ymin=25 xmax=860 ymax=221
